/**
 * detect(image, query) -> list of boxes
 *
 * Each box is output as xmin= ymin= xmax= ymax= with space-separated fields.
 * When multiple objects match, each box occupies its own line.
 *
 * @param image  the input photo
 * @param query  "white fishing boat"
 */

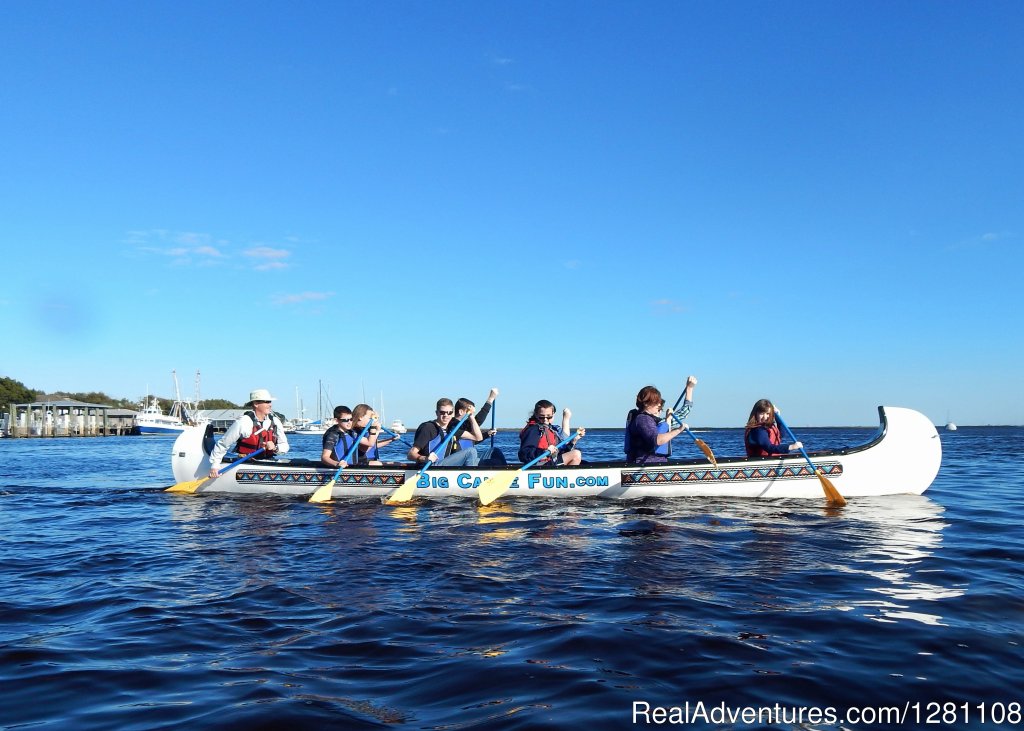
xmin=389 ymin=419 xmax=408 ymax=435
xmin=136 ymin=397 xmax=188 ymax=435
xmin=136 ymin=371 xmax=204 ymax=435
xmin=169 ymin=406 xmax=941 ymax=502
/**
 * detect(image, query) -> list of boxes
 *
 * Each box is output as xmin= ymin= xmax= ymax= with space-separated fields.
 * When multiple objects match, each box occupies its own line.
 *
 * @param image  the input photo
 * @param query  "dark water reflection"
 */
xmin=1 ymin=427 xmax=1022 ymax=729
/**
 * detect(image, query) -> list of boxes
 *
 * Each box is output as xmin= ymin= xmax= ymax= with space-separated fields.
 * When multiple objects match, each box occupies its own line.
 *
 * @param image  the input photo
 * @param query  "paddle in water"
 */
xmin=385 ymin=412 xmax=471 ymax=504
xmin=308 ymin=417 xmax=376 ymax=503
xmin=478 ymin=428 xmax=584 ymax=506
xmin=775 ymin=411 xmax=847 ymax=506
xmin=165 ymin=448 xmax=265 ymax=494
xmin=667 ymin=410 xmax=718 ymax=467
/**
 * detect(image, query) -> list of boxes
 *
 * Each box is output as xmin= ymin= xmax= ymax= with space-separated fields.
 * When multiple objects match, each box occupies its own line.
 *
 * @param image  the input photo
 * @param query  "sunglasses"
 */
xmin=437 ymin=410 xmax=454 ymax=416
xmin=338 ymin=417 xmax=353 ymax=422
xmin=254 ymin=400 xmax=271 ymax=405
xmin=537 ymin=414 xmax=554 ymax=420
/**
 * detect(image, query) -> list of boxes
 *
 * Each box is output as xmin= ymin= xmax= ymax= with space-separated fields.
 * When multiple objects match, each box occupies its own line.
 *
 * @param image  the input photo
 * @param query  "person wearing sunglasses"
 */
xmin=207 ymin=388 xmax=291 ymax=478
xmin=321 ymin=405 xmax=356 ymax=468
xmin=518 ymin=399 xmax=583 ymax=466
xmin=408 ymin=397 xmax=481 ymax=467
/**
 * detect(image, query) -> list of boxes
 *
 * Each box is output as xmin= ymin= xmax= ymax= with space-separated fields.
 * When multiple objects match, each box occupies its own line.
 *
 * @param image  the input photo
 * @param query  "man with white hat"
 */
xmin=207 ymin=388 xmax=291 ymax=478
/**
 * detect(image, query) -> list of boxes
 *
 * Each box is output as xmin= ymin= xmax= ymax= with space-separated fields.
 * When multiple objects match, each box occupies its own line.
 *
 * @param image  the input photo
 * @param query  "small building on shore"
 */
xmin=196 ymin=409 xmax=246 ymax=433
xmin=4 ymin=398 xmax=134 ymax=437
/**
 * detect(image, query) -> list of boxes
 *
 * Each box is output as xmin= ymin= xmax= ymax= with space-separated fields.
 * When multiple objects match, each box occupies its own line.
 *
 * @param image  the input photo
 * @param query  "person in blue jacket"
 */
xmin=518 ymin=400 xmax=583 ymax=465
xmin=744 ymin=399 xmax=803 ymax=457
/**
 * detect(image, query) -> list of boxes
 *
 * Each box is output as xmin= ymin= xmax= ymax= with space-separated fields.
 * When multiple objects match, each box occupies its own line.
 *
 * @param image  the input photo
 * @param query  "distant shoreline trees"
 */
xmin=0 ymin=375 xmax=240 ymax=410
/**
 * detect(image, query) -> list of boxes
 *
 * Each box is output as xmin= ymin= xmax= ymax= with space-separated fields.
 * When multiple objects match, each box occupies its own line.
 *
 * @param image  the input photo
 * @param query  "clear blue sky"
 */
xmin=2 ymin=1 xmax=1021 ymax=427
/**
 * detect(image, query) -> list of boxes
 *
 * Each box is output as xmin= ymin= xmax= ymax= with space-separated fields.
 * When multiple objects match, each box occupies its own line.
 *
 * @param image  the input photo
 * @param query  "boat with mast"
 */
xmin=136 ymin=370 xmax=204 ymax=435
xmin=291 ymin=380 xmax=330 ymax=435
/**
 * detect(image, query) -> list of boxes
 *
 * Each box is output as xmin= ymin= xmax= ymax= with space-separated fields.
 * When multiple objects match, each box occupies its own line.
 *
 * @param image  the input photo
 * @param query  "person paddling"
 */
xmin=625 ymin=377 xmax=697 ymax=465
xmin=518 ymin=400 xmax=584 ymax=466
xmin=744 ymin=399 xmax=803 ymax=457
xmin=352 ymin=403 xmax=396 ymax=464
xmin=208 ymin=389 xmax=290 ymax=478
xmin=408 ymin=397 xmax=480 ymax=467
xmin=321 ymin=405 xmax=356 ymax=468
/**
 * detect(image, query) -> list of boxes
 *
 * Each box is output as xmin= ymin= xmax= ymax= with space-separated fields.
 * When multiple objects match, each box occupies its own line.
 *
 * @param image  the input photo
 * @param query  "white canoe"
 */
xmin=169 ymin=406 xmax=940 ymax=500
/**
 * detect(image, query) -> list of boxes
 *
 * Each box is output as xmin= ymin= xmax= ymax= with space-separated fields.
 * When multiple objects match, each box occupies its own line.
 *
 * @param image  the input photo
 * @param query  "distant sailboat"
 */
xmin=292 ymin=381 xmax=329 ymax=435
xmin=944 ymin=410 xmax=957 ymax=431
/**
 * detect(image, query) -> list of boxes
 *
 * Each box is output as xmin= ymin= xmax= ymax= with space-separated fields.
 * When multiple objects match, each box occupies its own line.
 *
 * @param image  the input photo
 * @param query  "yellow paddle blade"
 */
xmin=695 ymin=438 xmax=718 ymax=468
xmin=386 ymin=475 xmax=420 ymax=504
xmin=478 ymin=471 xmax=518 ymax=506
xmin=816 ymin=469 xmax=847 ymax=506
xmin=309 ymin=478 xmax=336 ymax=504
xmin=165 ymin=477 xmax=209 ymax=494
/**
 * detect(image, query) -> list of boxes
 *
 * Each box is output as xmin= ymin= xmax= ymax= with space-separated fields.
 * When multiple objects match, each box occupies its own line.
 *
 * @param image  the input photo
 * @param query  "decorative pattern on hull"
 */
xmin=621 ymin=462 xmax=843 ymax=486
xmin=236 ymin=469 xmax=407 ymax=487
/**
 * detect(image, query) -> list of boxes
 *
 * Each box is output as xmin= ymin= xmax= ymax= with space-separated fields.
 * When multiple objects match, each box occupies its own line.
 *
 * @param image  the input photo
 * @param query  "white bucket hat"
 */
xmin=248 ymin=388 xmax=277 ymax=403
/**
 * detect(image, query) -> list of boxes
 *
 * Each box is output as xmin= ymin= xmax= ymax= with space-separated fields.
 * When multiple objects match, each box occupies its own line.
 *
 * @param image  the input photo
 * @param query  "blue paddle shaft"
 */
xmin=521 ymin=430 xmax=579 ymax=471
xmin=670 ymin=378 xmax=695 ymax=412
xmin=419 ymin=412 xmax=471 ymax=474
xmin=668 ymin=411 xmax=700 ymax=444
xmin=216 ymin=447 xmax=265 ymax=475
xmin=774 ymin=412 xmax=816 ymax=471
xmin=330 ymin=419 xmax=375 ymax=480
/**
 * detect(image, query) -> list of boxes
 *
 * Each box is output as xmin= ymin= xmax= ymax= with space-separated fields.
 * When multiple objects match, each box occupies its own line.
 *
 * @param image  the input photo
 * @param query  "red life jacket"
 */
xmin=236 ymin=410 xmax=278 ymax=456
xmin=520 ymin=419 xmax=560 ymax=464
xmin=744 ymin=423 xmax=781 ymax=458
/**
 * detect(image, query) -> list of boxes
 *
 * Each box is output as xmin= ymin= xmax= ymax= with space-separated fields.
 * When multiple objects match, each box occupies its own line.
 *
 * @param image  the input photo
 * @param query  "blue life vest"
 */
xmin=334 ymin=429 xmax=360 ymax=463
xmin=457 ymin=424 xmax=478 ymax=452
xmin=428 ymin=424 xmax=456 ymax=460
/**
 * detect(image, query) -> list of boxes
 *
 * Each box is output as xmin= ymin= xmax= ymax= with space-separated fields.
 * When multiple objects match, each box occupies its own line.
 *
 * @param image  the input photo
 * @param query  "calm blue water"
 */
xmin=2 ymin=426 xmax=1022 ymax=729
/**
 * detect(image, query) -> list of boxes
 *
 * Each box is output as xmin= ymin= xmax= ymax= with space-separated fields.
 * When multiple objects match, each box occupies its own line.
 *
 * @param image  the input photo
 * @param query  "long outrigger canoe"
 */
xmin=169 ymin=406 xmax=940 ymax=501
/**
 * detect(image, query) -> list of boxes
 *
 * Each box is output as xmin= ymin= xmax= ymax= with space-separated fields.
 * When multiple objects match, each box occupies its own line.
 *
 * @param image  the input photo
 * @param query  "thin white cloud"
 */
xmin=947 ymin=231 xmax=1015 ymax=251
xmin=651 ymin=298 xmax=689 ymax=315
xmin=129 ymin=230 xmax=298 ymax=270
xmin=127 ymin=229 xmax=226 ymax=264
xmin=244 ymin=245 xmax=291 ymax=271
xmin=490 ymin=55 xmax=514 ymax=65
xmin=272 ymin=291 xmax=335 ymax=305
xmin=244 ymin=246 xmax=289 ymax=260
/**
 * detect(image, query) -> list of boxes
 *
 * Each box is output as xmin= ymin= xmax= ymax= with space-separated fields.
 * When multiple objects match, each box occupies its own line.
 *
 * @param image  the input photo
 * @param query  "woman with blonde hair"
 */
xmin=351 ymin=403 xmax=396 ymax=465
